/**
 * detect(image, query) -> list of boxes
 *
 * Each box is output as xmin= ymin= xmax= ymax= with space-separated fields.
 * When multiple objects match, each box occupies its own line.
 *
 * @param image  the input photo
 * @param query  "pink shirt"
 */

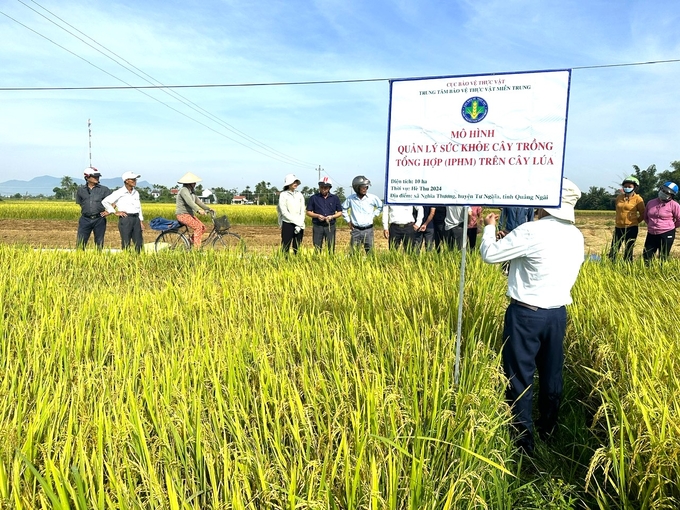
xmin=468 ymin=206 xmax=482 ymax=229
xmin=644 ymin=198 xmax=680 ymax=235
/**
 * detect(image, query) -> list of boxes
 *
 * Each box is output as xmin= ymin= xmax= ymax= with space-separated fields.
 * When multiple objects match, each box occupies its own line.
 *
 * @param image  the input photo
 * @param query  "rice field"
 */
xmin=0 ymin=201 xmax=679 ymax=509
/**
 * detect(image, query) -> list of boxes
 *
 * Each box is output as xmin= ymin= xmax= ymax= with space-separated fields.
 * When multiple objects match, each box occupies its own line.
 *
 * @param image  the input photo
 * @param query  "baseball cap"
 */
xmin=122 ymin=171 xmax=141 ymax=181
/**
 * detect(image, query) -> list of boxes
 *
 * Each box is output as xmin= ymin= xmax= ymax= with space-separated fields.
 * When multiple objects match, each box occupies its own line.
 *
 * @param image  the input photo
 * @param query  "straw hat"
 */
xmin=177 ymin=172 xmax=202 ymax=184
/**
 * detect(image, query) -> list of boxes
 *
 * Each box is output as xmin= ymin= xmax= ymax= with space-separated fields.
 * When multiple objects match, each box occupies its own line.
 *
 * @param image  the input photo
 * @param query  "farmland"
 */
xmin=0 ymin=201 xmax=679 ymax=508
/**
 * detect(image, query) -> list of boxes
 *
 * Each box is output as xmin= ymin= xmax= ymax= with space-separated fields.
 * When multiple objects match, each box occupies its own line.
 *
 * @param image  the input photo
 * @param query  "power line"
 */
xmin=1 ymin=4 xmax=316 ymax=168
xmin=19 ymin=0 xmax=316 ymax=168
xmin=1 ymin=59 xmax=679 ymax=92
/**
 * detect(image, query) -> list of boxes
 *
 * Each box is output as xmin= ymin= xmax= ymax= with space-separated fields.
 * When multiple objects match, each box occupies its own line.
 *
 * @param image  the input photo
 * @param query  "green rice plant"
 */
xmin=0 ymin=246 xmax=517 ymax=508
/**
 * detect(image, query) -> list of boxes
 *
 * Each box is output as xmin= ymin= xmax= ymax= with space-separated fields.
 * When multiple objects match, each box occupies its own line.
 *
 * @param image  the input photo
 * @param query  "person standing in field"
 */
xmin=342 ymin=175 xmax=383 ymax=254
xmin=75 ymin=167 xmax=111 ymax=249
xmin=306 ymin=176 xmax=343 ymax=252
xmin=608 ymin=175 xmax=645 ymax=262
xmin=175 ymin=172 xmax=213 ymax=248
xmin=382 ymin=205 xmax=423 ymax=251
xmin=642 ymin=181 xmax=680 ymax=263
xmin=102 ymin=172 xmax=145 ymax=253
xmin=414 ymin=206 xmax=436 ymax=252
xmin=277 ymin=174 xmax=306 ymax=254
xmin=466 ymin=205 xmax=483 ymax=249
xmin=432 ymin=206 xmax=447 ymax=251
xmin=443 ymin=205 xmax=466 ymax=250
xmin=499 ymin=206 xmax=535 ymax=237
xmin=479 ymin=178 xmax=584 ymax=455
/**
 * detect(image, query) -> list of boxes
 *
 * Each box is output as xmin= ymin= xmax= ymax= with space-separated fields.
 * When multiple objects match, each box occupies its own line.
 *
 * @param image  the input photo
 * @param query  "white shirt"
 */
xmin=382 ymin=205 xmax=424 ymax=230
xmin=480 ymin=216 xmax=584 ymax=308
xmin=102 ymin=186 xmax=144 ymax=221
xmin=444 ymin=206 xmax=466 ymax=230
xmin=342 ymin=193 xmax=383 ymax=227
xmin=277 ymin=190 xmax=306 ymax=228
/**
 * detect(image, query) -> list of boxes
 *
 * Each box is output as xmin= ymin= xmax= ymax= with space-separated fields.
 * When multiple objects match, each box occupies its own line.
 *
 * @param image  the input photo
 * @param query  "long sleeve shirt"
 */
xmin=480 ymin=216 xmax=584 ymax=309
xmin=382 ymin=205 xmax=423 ymax=230
xmin=102 ymin=187 xmax=144 ymax=220
xmin=277 ymin=190 xmax=306 ymax=228
xmin=613 ymin=193 xmax=645 ymax=227
xmin=342 ymin=193 xmax=383 ymax=228
xmin=176 ymin=187 xmax=209 ymax=216
xmin=644 ymin=198 xmax=680 ymax=234
xmin=75 ymin=184 xmax=111 ymax=216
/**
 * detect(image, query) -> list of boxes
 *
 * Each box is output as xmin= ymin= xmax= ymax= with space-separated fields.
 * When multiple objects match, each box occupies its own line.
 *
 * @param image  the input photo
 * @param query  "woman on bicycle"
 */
xmin=176 ymin=172 xmax=213 ymax=248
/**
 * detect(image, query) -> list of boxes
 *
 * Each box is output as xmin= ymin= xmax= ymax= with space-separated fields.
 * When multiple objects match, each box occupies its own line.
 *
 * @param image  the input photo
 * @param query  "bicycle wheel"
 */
xmin=211 ymin=232 xmax=245 ymax=252
xmin=155 ymin=231 xmax=191 ymax=252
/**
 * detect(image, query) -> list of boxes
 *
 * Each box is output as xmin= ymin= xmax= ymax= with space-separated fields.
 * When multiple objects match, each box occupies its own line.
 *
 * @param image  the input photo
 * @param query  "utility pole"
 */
xmin=88 ymin=119 xmax=92 ymax=167
xmin=317 ymin=165 xmax=323 ymax=182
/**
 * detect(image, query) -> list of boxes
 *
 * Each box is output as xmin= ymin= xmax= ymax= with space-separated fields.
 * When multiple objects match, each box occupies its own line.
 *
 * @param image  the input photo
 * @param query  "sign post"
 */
xmin=384 ymin=70 xmax=572 ymax=384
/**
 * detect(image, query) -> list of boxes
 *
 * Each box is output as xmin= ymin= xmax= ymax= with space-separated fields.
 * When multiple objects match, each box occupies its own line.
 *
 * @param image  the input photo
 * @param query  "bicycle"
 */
xmin=154 ymin=211 xmax=245 ymax=252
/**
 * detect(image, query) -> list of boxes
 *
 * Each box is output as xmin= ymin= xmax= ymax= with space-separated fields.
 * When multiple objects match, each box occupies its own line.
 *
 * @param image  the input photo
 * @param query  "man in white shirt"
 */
xmin=342 ymin=175 xmax=383 ymax=253
xmin=479 ymin=178 xmax=584 ymax=455
xmin=443 ymin=206 xmax=466 ymax=250
xmin=382 ymin=205 xmax=423 ymax=251
xmin=102 ymin=172 xmax=145 ymax=252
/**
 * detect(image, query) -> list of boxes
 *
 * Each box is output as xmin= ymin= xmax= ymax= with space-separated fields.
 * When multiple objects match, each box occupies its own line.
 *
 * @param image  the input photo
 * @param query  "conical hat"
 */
xmin=177 ymin=172 xmax=202 ymax=184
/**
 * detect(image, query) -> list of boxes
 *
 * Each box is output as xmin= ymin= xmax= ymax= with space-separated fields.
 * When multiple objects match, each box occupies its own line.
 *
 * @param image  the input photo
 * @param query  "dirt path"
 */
xmin=0 ymin=218 xmax=620 ymax=255
xmin=0 ymin=219 xmax=389 ymax=252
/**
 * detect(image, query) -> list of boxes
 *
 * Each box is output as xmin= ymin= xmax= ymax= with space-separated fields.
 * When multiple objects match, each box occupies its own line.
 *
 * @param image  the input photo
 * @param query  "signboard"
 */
xmin=385 ymin=70 xmax=571 ymax=206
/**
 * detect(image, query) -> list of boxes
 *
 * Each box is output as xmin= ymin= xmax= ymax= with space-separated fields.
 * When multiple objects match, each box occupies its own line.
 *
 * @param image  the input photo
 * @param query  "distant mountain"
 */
xmin=0 ymin=175 xmax=153 ymax=197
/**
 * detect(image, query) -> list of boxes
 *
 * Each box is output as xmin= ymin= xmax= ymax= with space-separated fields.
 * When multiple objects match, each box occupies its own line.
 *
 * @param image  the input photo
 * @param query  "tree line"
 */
xmin=576 ymin=161 xmax=680 ymax=210
xmin=34 ymin=162 xmax=680 ymax=209
xmin=48 ymin=179 xmax=347 ymax=205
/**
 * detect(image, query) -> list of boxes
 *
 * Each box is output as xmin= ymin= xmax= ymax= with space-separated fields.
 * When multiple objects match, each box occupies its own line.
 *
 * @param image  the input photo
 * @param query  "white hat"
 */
xmin=544 ymin=178 xmax=581 ymax=223
xmin=122 ymin=171 xmax=141 ymax=181
xmin=84 ymin=167 xmax=101 ymax=177
xmin=283 ymin=173 xmax=301 ymax=187
xmin=177 ymin=172 xmax=202 ymax=184
xmin=318 ymin=176 xmax=333 ymax=187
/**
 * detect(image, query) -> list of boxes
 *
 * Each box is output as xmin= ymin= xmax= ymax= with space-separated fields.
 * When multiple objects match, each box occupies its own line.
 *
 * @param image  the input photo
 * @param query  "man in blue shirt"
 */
xmin=306 ymin=177 xmax=343 ymax=252
xmin=342 ymin=175 xmax=383 ymax=253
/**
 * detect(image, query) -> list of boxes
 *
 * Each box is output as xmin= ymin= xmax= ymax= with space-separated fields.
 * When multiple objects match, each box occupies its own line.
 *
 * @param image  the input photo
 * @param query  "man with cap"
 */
xmin=342 ymin=175 xmax=383 ymax=254
xmin=102 ymin=171 xmax=145 ymax=252
xmin=306 ymin=176 xmax=343 ymax=252
xmin=479 ymin=178 xmax=584 ymax=455
xmin=75 ymin=167 xmax=111 ymax=249
xmin=176 ymin=172 xmax=213 ymax=248
xmin=277 ymin=173 xmax=306 ymax=254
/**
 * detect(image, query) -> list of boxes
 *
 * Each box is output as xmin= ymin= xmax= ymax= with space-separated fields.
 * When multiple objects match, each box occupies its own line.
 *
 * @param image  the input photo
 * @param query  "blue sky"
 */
xmin=1 ymin=0 xmax=679 ymax=195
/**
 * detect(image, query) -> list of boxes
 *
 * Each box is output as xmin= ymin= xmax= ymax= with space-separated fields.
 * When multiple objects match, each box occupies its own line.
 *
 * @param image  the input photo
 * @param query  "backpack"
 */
xmin=149 ymin=217 xmax=181 ymax=231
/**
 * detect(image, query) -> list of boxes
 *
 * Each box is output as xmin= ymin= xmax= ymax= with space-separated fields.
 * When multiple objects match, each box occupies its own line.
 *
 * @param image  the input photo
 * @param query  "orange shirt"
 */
xmin=614 ymin=193 xmax=645 ymax=227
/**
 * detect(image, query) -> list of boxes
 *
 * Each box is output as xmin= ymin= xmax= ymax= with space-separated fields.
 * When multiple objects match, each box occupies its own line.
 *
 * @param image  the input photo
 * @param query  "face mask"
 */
xmin=623 ymin=187 xmax=634 ymax=194
xmin=658 ymin=191 xmax=672 ymax=202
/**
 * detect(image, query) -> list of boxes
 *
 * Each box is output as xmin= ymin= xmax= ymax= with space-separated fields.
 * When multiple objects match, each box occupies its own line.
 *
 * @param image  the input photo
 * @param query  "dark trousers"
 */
xmin=388 ymin=223 xmax=415 ymax=251
xmin=349 ymin=227 xmax=374 ymax=254
xmin=118 ymin=215 xmax=143 ymax=252
xmin=467 ymin=227 xmax=478 ymax=249
xmin=433 ymin=223 xmax=446 ymax=252
xmin=502 ymin=303 xmax=567 ymax=453
xmin=76 ymin=215 xmax=106 ymax=249
xmin=281 ymin=221 xmax=304 ymax=254
xmin=312 ymin=223 xmax=336 ymax=252
xmin=443 ymin=225 xmax=464 ymax=250
xmin=414 ymin=228 xmax=435 ymax=252
xmin=608 ymin=226 xmax=638 ymax=261
xmin=643 ymin=229 xmax=676 ymax=262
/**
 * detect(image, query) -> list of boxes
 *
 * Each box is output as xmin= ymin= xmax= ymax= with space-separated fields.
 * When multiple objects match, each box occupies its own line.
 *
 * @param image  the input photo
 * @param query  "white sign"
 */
xmin=385 ymin=70 xmax=571 ymax=206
